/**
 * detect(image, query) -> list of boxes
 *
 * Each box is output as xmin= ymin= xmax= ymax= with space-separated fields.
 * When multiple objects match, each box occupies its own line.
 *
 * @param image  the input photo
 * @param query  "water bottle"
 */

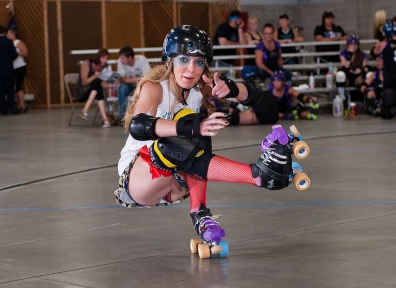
xmin=227 ymin=67 xmax=236 ymax=79
xmin=107 ymin=64 xmax=115 ymax=97
xmin=333 ymin=95 xmax=343 ymax=117
xmin=326 ymin=70 xmax=333 ymax=88
xmin=309 ymin=73 xmax=315 ymax=88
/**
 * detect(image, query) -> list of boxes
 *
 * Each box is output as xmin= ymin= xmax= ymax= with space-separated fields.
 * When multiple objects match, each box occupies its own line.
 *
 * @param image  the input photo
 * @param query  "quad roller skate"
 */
xmin=307 ymin=101 xmax=320 ymax=120
xmin=190 ymin=204 xmax=229 ymax=259
xmin=252 ymin=124 xmax=311 ymax=191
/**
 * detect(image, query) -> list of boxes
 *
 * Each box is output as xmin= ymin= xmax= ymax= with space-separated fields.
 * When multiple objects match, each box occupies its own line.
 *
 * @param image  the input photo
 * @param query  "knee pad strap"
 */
xmin=150 ymin=137 xmax=214 ymax=179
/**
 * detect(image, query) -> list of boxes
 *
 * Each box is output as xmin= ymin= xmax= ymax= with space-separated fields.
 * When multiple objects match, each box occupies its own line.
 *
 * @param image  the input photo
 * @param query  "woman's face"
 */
xmin=100 ymin=55 xmax=108 ymax=67
xmin=279 ymin=18 xmax=289 ymax=29
xmin=173 ymin=55 xmax=205 ymax=89
xmin=248 ymin=20 xmax=258 ymax=31
xmin=347 ymin=43 xmax=359 ymax=52
xmin=324 ymin=17 xmax=334 ymax=27
xmin=273 ymin=80 xmax=283 ymax=90
xmin=263 ymin=27 xmax=274 ymax=41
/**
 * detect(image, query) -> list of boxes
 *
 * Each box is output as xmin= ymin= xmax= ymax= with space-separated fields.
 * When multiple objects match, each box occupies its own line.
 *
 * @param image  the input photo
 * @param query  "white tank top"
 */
xmin=117 ymin=79 xmax=204 ymax=175
xmin=13 ymin=39 xmax=26 ymax=69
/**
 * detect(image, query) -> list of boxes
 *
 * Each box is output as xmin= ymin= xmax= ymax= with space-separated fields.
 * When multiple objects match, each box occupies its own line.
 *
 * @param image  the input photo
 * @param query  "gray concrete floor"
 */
xmin=1 ymin=107 xmax=396 ymax=288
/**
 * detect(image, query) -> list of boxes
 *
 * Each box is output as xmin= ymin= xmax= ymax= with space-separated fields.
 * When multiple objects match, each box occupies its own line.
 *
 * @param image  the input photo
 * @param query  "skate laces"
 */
xmin=261 ymin=125 xmax=289 ymax=151
xmin=196 ymin=215 xmax=222 ymax=233
xmin=260 ymin=125 xmax=289 ymax=166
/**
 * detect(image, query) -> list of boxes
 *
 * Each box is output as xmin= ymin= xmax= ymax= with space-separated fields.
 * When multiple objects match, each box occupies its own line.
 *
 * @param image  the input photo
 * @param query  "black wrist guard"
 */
xmin=216 ymin=76 xmax=239 ymax=99
xmin=129 ymin=113 xmax=160 ymax=141
xmin=229 ymin=101 xmax=239 ymax=108
xmin=176 ymin=113 xmax=202 ymax=138
xmin=345 ymin=51 xmax=353 ymax=61
xmin=297 ymin=94 xmax=306 ymax=103
xmin=239 ymin=80 xmax=264 ymax=106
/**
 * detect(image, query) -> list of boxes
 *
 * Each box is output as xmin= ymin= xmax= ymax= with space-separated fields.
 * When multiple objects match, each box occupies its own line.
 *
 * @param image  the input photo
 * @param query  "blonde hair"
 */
xmin=373 ymin=10 xmax=386 ymax=38
xmin=123 ymin=58 xmax=215 ymax=130
xmin=248 ymin=16 xmax=258 ymax=25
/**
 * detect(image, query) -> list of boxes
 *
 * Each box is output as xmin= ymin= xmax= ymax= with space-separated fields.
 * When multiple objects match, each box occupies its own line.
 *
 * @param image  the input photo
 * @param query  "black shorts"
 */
xmin=252 ymin=90 xmax=279 ymax=124
xmin=77 ymin=78 xmax=105 ymax=103
xmin=14 ymin=66 xmax=26 ymax=92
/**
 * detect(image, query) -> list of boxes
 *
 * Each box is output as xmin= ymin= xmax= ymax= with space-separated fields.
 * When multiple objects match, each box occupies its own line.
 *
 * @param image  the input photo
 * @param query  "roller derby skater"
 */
xmin=360 ymin=54 xmax=383 ymax=117
xmin=336 ymin=35 xmax=369 ymax=114
xmin=268 ymin=71 xmax=319 ymax=121
xmin=373 ymin=20 xmax=396 ymax=119
xmin=115 ymin=25 xmax=310 ymax=259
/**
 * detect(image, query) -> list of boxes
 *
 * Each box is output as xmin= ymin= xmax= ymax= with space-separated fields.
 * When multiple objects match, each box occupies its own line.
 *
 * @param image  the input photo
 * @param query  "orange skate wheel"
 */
xmin=292 ymin=141 xmax=310 ymax=159
xmin=290 ymin=125 xmax=300 ymax=137
xmin=190 ymin=238 xmax=202 ymax=254
xmin=198 ymin=243 xmax=211 ymax=259
xmin=211 ymin=245 xmax=223 ymax=255
xmin=293 ymin=173 xmax=310 ymax=190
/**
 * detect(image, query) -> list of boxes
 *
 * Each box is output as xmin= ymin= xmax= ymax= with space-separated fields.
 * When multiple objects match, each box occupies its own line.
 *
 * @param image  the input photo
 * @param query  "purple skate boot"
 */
xmin=250 ymin=124 xmax=311 ymax=190
xmin=190 ymin=204 xmax=229 ymax=259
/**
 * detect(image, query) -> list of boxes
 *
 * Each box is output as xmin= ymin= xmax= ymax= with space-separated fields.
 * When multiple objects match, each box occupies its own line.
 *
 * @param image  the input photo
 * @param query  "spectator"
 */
xmin=314 ymin=10 xmax=347 ymax=64
xmin=274 ymin=13 xmax=303 ymax=64
xmin=0 ymin=26 xmax=18 ymax=115
xmin=117 ymin=45 xmax=151 ymax=120
xmin=213 ymin=9 xmax=245 ymax=66
xmin=360 ymin=54 xmax=383 ymax=116
xmin=75 ymin=48 xmax=113 ymax=128
xmin=243 ymin=16 xmax=262 ymax=66
xmin=335 ymin=35 xmax=368 ymax=109
xmin=373 ymin=10 xmax=387 ymax=41
xmin=373 ymin=20 xmax=396 ymax=119
xmin=6 ymin=28 xmax=28 ymax=113
xmin=255 ymin=23 xmax=291 ymax=83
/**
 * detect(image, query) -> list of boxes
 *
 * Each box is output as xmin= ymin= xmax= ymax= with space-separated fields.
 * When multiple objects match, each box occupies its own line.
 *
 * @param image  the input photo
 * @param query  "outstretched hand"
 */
xmin=200 ymin=112 xmax=229 ymax=136
xmin=202 ymin=72 xmax=231 ymax=99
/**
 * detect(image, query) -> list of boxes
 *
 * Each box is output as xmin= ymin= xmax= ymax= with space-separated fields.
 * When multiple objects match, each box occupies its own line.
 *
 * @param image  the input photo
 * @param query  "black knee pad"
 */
xmin=150 ymin=136 xmax=214 ymax=179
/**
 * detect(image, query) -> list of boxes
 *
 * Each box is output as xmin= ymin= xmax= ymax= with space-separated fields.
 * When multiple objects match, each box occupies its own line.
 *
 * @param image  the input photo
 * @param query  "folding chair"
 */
xmin=64 ymin=73 xmax=99 ymax=126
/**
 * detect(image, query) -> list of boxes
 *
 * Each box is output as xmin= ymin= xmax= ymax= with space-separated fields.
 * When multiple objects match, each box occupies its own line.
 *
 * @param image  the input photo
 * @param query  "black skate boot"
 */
xmin=250 ymin=124 xmax=293 ymax=190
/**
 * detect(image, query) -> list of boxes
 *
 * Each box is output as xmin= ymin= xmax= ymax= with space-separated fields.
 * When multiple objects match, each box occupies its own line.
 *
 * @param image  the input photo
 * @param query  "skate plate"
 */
xmin=190 ymin=238 xmax=229 ymax=259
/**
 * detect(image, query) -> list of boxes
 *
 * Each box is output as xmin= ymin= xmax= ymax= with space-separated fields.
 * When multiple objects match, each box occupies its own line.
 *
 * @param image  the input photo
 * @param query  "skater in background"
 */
xmin=373 ymin=20 xmax=396 ymax=119
xmin=229 ymin=71 xmax=319 ymax=124
xmin=115 ymin=25 xmax=294 ymax=243
xmin=360 ymin=53 xmax=383 ymax=116
xmin=335 ymin=35 xmax=369 ymax=110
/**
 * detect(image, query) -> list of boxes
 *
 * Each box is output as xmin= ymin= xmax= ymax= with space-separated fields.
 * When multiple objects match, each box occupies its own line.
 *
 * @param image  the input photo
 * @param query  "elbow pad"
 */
xmin=129 ymin=113 xmax=160 ymax=141
xmin=239 ymin=80 xmax=265 ymax=106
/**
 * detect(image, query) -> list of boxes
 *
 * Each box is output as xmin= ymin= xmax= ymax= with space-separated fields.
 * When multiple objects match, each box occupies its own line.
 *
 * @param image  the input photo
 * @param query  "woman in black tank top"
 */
xmin=243 ymin=17 xmax=262 ymax=66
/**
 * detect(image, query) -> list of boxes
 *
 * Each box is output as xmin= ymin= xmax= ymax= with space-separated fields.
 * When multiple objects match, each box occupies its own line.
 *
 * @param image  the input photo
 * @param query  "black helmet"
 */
xmin=161 ymin=25 xmax=213 ymax=63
